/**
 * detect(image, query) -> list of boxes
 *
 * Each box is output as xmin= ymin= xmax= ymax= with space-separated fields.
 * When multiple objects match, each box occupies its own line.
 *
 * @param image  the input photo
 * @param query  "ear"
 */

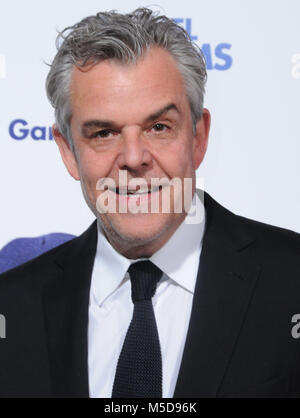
xmin=192 ymin=108 xmax=211 ymax=170
xmin=52 ymin=125 xmax=80 ymax=181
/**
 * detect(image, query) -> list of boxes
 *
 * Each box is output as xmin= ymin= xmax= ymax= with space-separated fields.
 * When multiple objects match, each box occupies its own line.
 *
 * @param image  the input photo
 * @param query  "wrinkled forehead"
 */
xmin=68 ymin=47 xmax=191 ymax=126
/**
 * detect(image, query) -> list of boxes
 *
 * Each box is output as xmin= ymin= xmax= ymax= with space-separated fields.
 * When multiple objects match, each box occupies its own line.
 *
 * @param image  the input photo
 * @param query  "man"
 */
xmin=0 ymin=8 xmax=300 ymax=398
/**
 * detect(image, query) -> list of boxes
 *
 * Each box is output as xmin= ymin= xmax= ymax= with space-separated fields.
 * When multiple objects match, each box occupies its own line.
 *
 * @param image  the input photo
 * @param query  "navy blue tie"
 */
xmin=112 ymin=260 xmax=163 ymax=398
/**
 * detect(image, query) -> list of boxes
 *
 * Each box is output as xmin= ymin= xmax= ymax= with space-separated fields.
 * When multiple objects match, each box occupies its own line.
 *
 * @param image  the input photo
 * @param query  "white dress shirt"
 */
xmin=88 ymin=193 xmax=206 ymax=398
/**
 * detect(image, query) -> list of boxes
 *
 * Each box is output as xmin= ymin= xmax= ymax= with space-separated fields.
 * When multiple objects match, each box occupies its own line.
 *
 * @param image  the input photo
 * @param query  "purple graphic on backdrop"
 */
xmin=173 ymin=18 xmax=233 ymax=71
xmin=9 ymin=119 xmax=53 ymax=141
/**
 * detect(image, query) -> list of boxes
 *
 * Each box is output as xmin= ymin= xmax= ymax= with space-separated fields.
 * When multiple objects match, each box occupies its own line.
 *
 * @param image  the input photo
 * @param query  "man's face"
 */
xmin=54 ymin=47 xmax=210 ymax=257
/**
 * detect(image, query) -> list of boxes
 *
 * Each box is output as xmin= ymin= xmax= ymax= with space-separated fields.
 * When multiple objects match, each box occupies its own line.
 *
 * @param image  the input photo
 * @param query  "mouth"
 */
xmin=107 ymin=185 xmax=164 ymax=208
xmin=114 ymin=185 xmax=163 ymax=197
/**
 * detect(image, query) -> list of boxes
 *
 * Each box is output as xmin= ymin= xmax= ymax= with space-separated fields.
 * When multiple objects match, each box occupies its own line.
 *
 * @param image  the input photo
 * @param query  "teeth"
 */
xmin=126 ymin=191 xmax=148 ymax=196
xmin=115 ymin=186 xmax=161 ymax=195
xmin=131 ymin=191 xmax=149 ymax=195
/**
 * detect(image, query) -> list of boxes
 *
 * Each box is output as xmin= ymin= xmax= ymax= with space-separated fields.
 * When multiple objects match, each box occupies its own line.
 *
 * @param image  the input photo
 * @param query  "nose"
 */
xmin=117 ymin=128 xmax=152 ymax=173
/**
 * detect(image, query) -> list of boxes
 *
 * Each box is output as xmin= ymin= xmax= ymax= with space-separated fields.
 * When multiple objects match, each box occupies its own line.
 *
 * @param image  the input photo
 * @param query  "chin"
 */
xmin=103 ymin=212 xmax=177 ymax=248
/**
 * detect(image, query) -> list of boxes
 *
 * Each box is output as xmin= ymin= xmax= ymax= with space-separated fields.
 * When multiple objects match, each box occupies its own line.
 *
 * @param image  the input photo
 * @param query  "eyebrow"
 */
xmin=145 ymin=103 xmax=180 ymax=123
xmin=81 ymin=103 xmax=180 ymax=136
xmin=81 ymin=120 xmax=114 ymax=136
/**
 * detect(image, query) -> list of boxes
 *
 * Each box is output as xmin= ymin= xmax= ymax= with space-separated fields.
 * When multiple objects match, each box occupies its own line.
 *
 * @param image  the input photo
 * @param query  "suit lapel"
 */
xmin=42 ymin=193 xmax=262 ymax=398
xmin=174 ymin=193 xmax=262 ymax=397
xmin=42 ymin=221 xmax=97 ymax=398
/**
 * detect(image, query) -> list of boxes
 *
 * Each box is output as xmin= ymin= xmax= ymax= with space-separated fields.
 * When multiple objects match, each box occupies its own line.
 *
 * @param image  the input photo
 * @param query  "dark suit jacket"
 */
xmin=0 ymin=192 xmax=300 ymax=398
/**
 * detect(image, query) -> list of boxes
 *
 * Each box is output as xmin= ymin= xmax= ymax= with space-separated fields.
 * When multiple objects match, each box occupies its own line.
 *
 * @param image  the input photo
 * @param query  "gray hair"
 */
xmin=46 ymin=7 xmax=207 ymax=147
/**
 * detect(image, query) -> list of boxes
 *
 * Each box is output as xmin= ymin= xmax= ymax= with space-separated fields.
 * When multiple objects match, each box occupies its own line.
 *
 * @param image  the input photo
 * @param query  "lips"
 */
xmin=114 ymin=185 xmax=162 ymax=196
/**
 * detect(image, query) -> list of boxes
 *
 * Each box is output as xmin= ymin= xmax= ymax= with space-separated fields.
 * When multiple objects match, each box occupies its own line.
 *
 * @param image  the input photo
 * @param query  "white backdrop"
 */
xmin=1 ymin=0 xmax=300 ymax=248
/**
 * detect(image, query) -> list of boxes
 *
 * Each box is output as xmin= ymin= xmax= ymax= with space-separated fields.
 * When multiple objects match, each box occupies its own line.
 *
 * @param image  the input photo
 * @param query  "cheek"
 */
xmin=76 ymin=148 xmax=113 ymax=185
xmin=77 ymin=151 xmax=111 ymax=208
xmin=168 ymin=140 xmax=194 ymax=177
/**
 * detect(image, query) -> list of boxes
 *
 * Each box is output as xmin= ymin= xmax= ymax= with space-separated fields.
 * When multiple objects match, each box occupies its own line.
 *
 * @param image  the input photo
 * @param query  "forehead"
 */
xmin=69 ymin=47 xmax=189 ymax=123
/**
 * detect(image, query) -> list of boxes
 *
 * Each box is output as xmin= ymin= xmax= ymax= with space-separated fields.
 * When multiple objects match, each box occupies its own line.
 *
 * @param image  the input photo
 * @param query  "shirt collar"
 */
xmin=91 ymin=190 xmax=206 ymax=306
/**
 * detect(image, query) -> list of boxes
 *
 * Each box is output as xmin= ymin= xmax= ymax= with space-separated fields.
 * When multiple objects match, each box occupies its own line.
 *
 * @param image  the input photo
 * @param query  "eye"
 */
xmin=90 ymin=129 xmax=115 ymax=139
xmin=91 ymin=129 xmax=114 ymax=139
xmin=152 ymin=123 xmax=169 ymax=132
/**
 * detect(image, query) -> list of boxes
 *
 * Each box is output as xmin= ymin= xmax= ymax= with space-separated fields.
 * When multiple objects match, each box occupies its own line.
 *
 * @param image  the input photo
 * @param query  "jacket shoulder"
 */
xmin=236 ymin=212 xmax=300 ymax=255
xmin=0 ymin=233 xmax=75 ymax=274
xmin=0 ymin=221 xmax=97 ymax=288
xmin=204 ymin=192 xmax=300 ymax=256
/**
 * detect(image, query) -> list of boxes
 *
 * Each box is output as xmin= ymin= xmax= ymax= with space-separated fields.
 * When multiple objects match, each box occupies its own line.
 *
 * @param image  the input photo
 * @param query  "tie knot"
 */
xmin=128 ymin=260 xmax=163 ymax=303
